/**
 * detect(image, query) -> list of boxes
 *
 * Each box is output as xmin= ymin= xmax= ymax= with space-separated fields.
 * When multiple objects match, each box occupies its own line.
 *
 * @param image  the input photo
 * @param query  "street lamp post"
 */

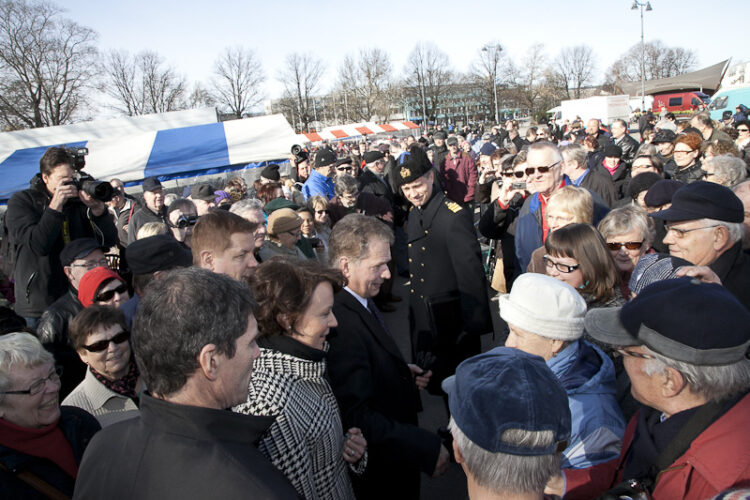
xmin=482 ymin=43 xmax=501 ymax=124
xmin=632 ymin=1 xmax=653 ymax=112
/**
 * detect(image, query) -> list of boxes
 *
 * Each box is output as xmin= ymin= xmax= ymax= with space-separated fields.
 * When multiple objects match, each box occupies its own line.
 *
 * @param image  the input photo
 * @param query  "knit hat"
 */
xmin=77 ymin=267 xmax=125 ymax=308
xmin=499 ymin=273 xmax=586 ymax=340
xmin=267 ymin=208 xmax=302 ymax=236
xmin=260 ymin=164 xmax=280 ymax=182
xmin=603 ymin=144 xmax=622 ymax=158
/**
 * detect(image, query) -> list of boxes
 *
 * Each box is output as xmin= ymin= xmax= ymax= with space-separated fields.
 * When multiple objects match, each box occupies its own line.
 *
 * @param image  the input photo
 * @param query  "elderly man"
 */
xmin=187 ymin=183 xmax=217 ymax=216
xmin=73 ymin=268 xmax=298 ymax=499
xmin=650 ymin=181 xmax=750 ymax=309
xmin=431 ymin=131 xmax=448 ymax=169
xmin=358 ymin=150 xmax=394 ymax=206
xmin=229 ymin=198 xmax=268 ymax=256
xmin=586 ymin=118 xmax=610 ymax=150
xmin=702 ymin=154 xmax=748 ymax=188
xmin=326 ymin=214 xmax=447 ymax=500
xmin=444 ymin=347 xmax=572 ymax=500
xmin=609 ymin=119 xmax=639 ymax=167
xmin=126 ymin=177 xmax=166 ymax=244
xmin=559 ymin=278 xmax=750 ymax=500
xmin=396 ymin=147 xmax=492 ymax=395
xmin=107 ymin=178 xmax=138 ymax=247
xmin=302 ymin=148 xmax=337 ymax=200
xmin=691 ymin=112 xmax=732 ymax=144
xmin=561 ymin=143 xmax=617 ymax=207
xmin=192 ymin=210 xmax=259 ymax=281
xmin=441 ymin=136 xmax=478 ymax=210
xmin=328 ymin=174 xmax=392 ymax=227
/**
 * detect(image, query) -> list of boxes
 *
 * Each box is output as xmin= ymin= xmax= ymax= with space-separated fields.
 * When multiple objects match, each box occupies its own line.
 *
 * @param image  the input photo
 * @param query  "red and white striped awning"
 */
xmin=298 ymin=120 xmax=419 ymax=143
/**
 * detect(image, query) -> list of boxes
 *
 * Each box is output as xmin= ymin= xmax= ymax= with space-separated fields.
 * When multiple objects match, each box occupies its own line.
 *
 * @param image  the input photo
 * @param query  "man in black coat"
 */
xmin=5 ymin=147 xmax=118 ymax=326
xmin=126 ymin=177 xmax=167 ymax=244
xmin=609 ymin=119 xmax=640 ymax=168
xmin=396 ymin=147 xmax=493 ymax=396
xmin=73 ymin=268 xmax=297 ymax=500
xmin=326 ymin=214 xmax=447 ymax=500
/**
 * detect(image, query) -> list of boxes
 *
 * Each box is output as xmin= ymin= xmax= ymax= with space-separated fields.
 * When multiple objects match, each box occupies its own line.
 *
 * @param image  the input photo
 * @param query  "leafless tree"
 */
xmin=404 ymin=42 xmax=454 ymax=124
xmin=186 ymin=82 xmax=216 ymax=110
xmin=338 ymin=48 xmax=394 ymax=122
xmin=211 ymin=46 xmax=264 ymax=119
xmin=277 ymin=52 xmax=324 ymax=132
xmin=470 ymin=42 xmax=504 ymax=122
xmin=606 ymin=40 xmax=697 ymax=85
xmin=0 ymin=0 xmax=98 ymax=129
xmin=508 ymin=43 xmax=548 ymax=113
xmin=553 ymin=45 xmax=597 ymax=99
xmin=101 ymin=50 xmax=187 ymax=116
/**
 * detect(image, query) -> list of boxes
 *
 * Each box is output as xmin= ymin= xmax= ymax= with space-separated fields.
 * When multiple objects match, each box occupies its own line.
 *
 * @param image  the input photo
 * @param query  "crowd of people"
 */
xmin=0 ymin=104 xmax=749 ymax=500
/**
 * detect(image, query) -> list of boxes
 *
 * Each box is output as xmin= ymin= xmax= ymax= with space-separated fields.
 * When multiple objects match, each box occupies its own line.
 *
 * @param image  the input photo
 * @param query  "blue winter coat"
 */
xmin=301 ymin=169 xmax=335 ymax=201
xmin=547 ymin=339 xmax=625 ymax=469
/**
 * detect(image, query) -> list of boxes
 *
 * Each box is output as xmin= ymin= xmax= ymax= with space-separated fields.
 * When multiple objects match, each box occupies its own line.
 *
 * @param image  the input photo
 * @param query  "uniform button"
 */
xmin=421 ymin=247 xmax=425 ymax=251
xmin=420 ymin=278 xmax=424 ymax=282
xmin=425 ymin=230 xmax=429 ymax=234
xmin=410 ymin=289 xmax=414 ymax=294
xmin=420 ymin=263 xmax=424 ymax=267
xmin=420 ymin=295 xmax=424 ymax=299
xmin=408 ymin=243 xmax=412 ymax=248
xmin=409 ymin=258 xmax=412 ymax=263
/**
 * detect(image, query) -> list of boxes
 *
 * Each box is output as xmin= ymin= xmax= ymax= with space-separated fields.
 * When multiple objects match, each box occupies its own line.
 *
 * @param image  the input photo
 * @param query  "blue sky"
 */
xmin=63 ymin=0 xmax=749 ymax=102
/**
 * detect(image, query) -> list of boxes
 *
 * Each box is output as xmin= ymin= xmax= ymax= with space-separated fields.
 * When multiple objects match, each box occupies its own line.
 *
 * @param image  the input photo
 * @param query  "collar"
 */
xmin=344 ymin=286 xmax=368 ymax=310
xmin=259 ymin=334 xmax=326 ymax=362
xmin=709 ymin=241 xmax=743 ymax=281
xmin=571 ymin=169 xmax=590 ymax=186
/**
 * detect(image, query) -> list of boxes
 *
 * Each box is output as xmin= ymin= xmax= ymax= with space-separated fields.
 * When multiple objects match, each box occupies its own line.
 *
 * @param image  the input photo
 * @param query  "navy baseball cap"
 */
xmin=443 ymin=347 xmax=571 ymax=455
xmin=585 ymin=277 xmax=750 ymax=365
xmin=60 ymin=238 xmax=105 ymax=267
xmin=142 ymin=177 xmax=162 ymax=192
xmin=649 ymin=181 xmax=744 ymax=223
xmin=479 ymin=142 xmax=497 ymax=156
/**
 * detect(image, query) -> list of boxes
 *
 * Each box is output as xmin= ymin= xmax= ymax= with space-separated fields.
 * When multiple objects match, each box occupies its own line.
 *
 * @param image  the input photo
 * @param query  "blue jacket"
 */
xmin=547 ymin=340 xmax=625 ymax=469
xmin=301 ymin=170 xmax=335 ymax=201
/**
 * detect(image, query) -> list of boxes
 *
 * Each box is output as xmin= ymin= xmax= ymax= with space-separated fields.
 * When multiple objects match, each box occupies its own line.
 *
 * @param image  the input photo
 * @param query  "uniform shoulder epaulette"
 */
xmin=445 ymin=200 xmax=462 ymax=213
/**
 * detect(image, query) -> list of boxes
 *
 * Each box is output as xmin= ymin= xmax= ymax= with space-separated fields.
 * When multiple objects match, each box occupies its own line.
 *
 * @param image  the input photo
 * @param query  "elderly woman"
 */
xmin=77 ymin=267 xmax=130 ymax=309
xmin=597 ymin=206 xmax=654 ymax=300
xmin=702 ymin=154 xmax=748 ymax=187
xmin=258 ymin=208 xmax=308 ymax=261
xmin=62 ymin=305 xmax=140 ymax=427
xmin=234 ymin=257 xmax=367 ymax=500
xmin=500 ymin=273 xmax=624 ymax=469
xmin=544 ymin=223 xmax=623 ymax=308
xmin=0 ymin=332 xmax=100 ymax=498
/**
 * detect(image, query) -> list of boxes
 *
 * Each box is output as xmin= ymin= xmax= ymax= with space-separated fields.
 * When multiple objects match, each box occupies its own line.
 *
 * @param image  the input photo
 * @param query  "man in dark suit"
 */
xmin=326 ymin=214 xmax=447 ymax=500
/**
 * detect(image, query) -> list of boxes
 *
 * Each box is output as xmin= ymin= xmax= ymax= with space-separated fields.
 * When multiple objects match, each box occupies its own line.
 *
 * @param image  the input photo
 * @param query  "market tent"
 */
xmin=618 ymin=60 xmax=730 ymax=96
xmin=298 ymin=120 xmax=419 ymax=143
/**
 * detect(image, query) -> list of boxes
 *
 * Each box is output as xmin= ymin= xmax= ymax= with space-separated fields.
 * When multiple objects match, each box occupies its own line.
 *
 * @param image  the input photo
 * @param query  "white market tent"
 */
xmin=298 ymin=120 xmax=420 ymax=143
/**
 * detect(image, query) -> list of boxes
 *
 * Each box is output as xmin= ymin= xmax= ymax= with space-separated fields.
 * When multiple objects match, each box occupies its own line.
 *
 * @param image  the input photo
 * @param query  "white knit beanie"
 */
xmin=499 ymin=273 xmax=586 ymax=341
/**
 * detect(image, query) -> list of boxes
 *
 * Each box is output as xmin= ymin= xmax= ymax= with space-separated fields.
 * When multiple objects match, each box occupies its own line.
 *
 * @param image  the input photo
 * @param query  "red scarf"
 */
xmin=540 ymin=180 xmax=567 ymax=241
xmin=0 ymin=417 xmax=78 ymax=478
xmin=602 ymin=158 xmax=620 ymax=176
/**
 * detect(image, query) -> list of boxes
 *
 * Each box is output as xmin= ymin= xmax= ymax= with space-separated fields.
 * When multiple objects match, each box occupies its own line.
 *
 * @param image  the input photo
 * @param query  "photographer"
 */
xmin=5 ymin=147 xmax=118 ymax=327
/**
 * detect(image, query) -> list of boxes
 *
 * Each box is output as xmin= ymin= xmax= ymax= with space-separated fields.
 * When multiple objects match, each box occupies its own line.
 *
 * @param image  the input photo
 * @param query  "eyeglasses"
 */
xmin=95 ymin=283 xmax=129 ymax=303
xmin=71 ymin=259 xmax=109 ymax=270
xmin=315 ymin=209 xmax=330 ymax=215
xmin=614 ymin=348 xmax=655 ymax=360
xmin=336 ymin=166 xmax=353 ymax=172
xmin=168 ymin=214 xmax=198 ymax=229
xmin=501 ymin=172 xmax=515 ymax=178
xmin=525 ymin=161 xmax=560 ymax=176
xmin=666 ymin=224 xmax=721 ymax=238
xmin=0 ymin=366 xmax=63 ymax=395
xmin=737 ymin=128 xmax=750 ymax=133
xmin=631 ymin=163 xmax=653 ymax=170
xmin=606 ymin=241 xmax=644 ymax=251
xmin=512 ymin=171 xmax=525 ymax=178
xmin=673 ymin=149 xmax=695 ymax=154
xmin=82 ymin=330 xmax=131 ymax=353
xmin=543 ymin=255 xmax=580 ymax=273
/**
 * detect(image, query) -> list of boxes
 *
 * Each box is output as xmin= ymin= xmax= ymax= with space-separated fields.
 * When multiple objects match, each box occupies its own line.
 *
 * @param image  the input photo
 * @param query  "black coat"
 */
xmin=407 ymin=191 xmax=492 ymax=394
xmin=710 ymin=242 xmax=750 ymax=311
xmin=73 ymin=394 xmax=298 ymax=500
xmin=0 ymin=406 xmax=100 ymax=500
xmin=579 ymin=169 xmax=618 ymax=208
xmin=612 ymin=134 xmax=640 ymax=167
xmin=5 ymin=175 xmax=119 ymax=318
xmin=327 ymin=290 xmax=441 ymax=500
xmin=126 ymin=205 xmax=167 ymax=244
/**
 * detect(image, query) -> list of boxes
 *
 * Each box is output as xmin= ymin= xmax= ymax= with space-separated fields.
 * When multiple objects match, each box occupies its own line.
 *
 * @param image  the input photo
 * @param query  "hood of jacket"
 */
xmin=547 ymin=339 xmax=616 ymax=396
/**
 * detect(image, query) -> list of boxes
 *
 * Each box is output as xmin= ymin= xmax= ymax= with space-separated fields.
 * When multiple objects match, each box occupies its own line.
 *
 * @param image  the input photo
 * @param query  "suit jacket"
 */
xmin=327 ymin=290 xmax=441 ymax=500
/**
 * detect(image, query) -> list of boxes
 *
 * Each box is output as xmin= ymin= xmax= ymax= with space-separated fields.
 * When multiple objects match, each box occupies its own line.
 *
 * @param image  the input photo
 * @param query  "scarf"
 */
xmin=0 ymin=417 xmax=78 ymax=478
xmin=90 ymin=359 xmax=140 ymax=401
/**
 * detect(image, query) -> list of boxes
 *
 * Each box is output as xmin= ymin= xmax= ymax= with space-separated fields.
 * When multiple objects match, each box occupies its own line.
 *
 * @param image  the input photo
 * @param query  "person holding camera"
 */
xmin=6 ymin=147 xmax=118 ymax=328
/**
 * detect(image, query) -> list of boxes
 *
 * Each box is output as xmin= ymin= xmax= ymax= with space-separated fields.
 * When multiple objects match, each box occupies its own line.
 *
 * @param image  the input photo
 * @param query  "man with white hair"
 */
xmin=558 ymin=278 xmax=750 ymax=500
xmin=701 ymin=154 xmax=747 ymax=188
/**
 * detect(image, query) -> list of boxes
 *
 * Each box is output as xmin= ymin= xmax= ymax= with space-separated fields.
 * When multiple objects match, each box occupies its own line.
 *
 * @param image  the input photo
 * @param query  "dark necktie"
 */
xmin=367 ymin=298 xmax=391 ymax=337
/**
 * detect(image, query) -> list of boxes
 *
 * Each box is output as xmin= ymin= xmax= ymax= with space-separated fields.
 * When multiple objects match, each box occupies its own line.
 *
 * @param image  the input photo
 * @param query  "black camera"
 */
xmin=65 ymin=147 xmax=88 ymax=171
xmin=62 ymin=147 xmax=115 ymax=203
xmin=291 ymin=144 xmax=309 ymax=164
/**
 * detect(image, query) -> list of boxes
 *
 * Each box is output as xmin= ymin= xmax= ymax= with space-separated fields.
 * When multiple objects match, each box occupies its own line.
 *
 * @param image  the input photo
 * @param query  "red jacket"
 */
xmin=564 ymin=392 xmax=750 ymax=499
xmin=439 ymin=151 xmax=477 ymax=203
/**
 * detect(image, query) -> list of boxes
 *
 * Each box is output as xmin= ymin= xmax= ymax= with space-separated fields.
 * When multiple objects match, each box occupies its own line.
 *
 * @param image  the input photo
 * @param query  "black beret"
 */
xmin=60 ymin=238 xmax=105 ymax=267
xmin=650 ymin=181 xmax=744 ymax=223
xmin=627 ymin=172 xmax=663 ymax=200
xmin=395 ymin=147 xmax=434 ymax=188
xmin=652 ymin=129 xmax=677 ymax=144
xmin=260 ymin=164 xmax=280 ymax=181
xmin=142 ymin=177 xmax=162 ymax=192
xmin=643 ymin=179 xmax=685 ymax=207
xmin=125 ymin=234 xmax=193 ymax=275
xmin=603 ymin=144 xmax=622 ymax=158
xmin=363 ymin=151 xmax=384 ymax=164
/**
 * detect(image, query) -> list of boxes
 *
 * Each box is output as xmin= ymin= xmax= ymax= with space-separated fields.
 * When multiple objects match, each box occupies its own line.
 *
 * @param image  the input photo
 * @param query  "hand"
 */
xmin=380 ymin=212 xmax=394 ymax=223
xmin=342 ymin=428 xmax=367 ymax=464
xmin=497 ymin=180 xmax=524 ymax=207
xmin=407 ymin=364 xmax=432 ymax=391
xmin=432 ymin=444 xmax=450 ymax=477
xmin=78 ymin=190 xmax=107 ymax=217
xmin=675 ymin=266 xmax=722 ymax=285
xmin=48 ymin=181 xmax=79 ymax=212
xmin=544 ymin=471 xmax=565 ymax=497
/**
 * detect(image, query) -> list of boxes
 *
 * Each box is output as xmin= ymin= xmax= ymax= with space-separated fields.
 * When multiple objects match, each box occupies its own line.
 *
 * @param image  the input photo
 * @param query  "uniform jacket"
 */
xmin=126 ymin=205 xmax=166 ymax=244
xmin=73 ymin=393 xmax=297 ymax=500
xmin=0 ymin=406 xmax=100 ymax=500
xmin=302 ymin=170 xmax=335 ymax=201
xmin=546 ymin=340 xmax=625 ymax=469
xmin=327 ymin=290 xmax=442 ymax=500
xmin=564 ymin=392 xmax=750 ymax=500
xmin=62 ymin=367 xmax=139 ymax=428
xmin=5 ymin=175 xmax=118 ymax=317
xmin=439 ymin=151 xmax=477 ymax=203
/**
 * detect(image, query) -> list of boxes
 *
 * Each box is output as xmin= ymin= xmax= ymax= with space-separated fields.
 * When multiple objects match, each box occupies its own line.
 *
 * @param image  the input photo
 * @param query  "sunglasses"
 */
xmin=95 ymin=283 xmax=129 ymax=303
xmin=83 ymin=330 xmax=130 ymax=353
xmin=512 ymin=171 xmax=525 ymax=178
xmin=524 ymin=161 xmax=560 ymax=176
xmin=336 ymin=166 xmax=354 ymax=171
xmin=738 ymin=128 xmax=750 ymax=133
xmin=315 ymin=209 xmax=330 ymax=215
xmin=606 ymin=241 xmax=644 ymax=251
xmin=501 ymin=172 xmax=516 ymax=178
xmin=169 ymin=214 xmax=198 ymax=229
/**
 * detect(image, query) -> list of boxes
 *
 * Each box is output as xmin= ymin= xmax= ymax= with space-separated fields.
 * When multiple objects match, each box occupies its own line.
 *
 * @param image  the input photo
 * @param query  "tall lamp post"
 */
xmin=482 ymin=43 xmax=501 ymax=124
xmin=632 ymin=1 xmax=653 ymax=112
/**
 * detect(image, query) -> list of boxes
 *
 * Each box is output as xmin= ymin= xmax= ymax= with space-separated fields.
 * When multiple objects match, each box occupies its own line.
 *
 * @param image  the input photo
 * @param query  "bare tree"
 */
xmin=0 ymin=0 xmax=98 ymax=129
xmin=470 ymin=42 xmax=504 ymax=122
xmin=508 ymin=43 xmax=548 ymax=114
xmin=211 ymin=46 xmax=264 ymax=119
xmin=404 ymin=42 xmax=453 ymax=124
xmin=553 ymin=45 xmax=597 ymax=99
xmin=606 ymin=40 xmax=697 ymax=85
xmin=338 ymin=48 xmax=394 ymax=122
xmin=101 ymin=50 xmax=187 ymax=116
xmin=186 ymin=82 xmax=216 ymax=110
xmin=277 ymin=52 xmax=324 ymax=132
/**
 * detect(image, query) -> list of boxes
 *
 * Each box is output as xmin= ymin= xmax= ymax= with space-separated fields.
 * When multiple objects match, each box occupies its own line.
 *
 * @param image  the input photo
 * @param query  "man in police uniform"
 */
xmin=396 ymin=147 xmax=492 ymax=395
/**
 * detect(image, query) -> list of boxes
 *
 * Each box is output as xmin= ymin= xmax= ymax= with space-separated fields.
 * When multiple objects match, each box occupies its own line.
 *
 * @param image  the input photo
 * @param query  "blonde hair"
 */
xmin=137 ymin=222 xmax=169 ymax=239
xmin=546 ymin=186 xmax=593 ymax=225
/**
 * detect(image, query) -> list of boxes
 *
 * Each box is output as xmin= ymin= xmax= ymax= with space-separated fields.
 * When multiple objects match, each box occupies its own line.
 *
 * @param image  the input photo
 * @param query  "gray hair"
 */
xmin=334 ymin=174 xmax=358 ymax=197
xmin=328 ymin=214 xmax=394 ymax=266
xmin=132 ymin=267 xmax=258 ymax=397
xmin=641 ymin=346 xmax=750 ymax=403
xmin=0 ymin=333 xmax=54 ymax=404
xmin=705 ymin=155 xmax=747 ymax=187
xmin=163 ymin=193 xmax=179 ymax=207
xmin=612 ymin=119 xmax=628 ymax=129
xmin=692 ymin=112 xmax=714 ymax=129
xmin=597 ymin=205 xmax=655 ymax=248
xmin=449 ymin=417 xmax=560 ymax=496
xmin=527 ymin=141 xmax=562 ymax=163
xmin=700 ymin=218 xmax=744 ymax=244
xmin=560 ymin=143 xmax=587 ymax=167
xmin=229 ymin=198 xmax=264 ymax=218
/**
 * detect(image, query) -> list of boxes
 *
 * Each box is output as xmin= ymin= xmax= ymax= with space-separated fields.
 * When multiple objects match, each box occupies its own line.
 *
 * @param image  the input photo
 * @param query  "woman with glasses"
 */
xmin=62 ymin=305 xmax=140 ymax=427
xmin=671 ymin=132 xmax=705 ymax=184
xmin=77 ymin=266 xmax=130 ymax=309
xmin=258 ymin=208 xmax=309 ymax=261
xmin=543 ymin=223 xmax=623 ymax=308
xmin=597 ymin=206 xmax=654 ymax=300
xmin=0 ymin=332 xmax=101 ymax=498
xmin=735 ymin=120 xmax=750 ymax=170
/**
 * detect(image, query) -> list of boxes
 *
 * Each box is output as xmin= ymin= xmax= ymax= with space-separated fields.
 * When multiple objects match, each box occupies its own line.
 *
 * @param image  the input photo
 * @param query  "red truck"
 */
xmin=653 ymin=92 xmax=711 ymax=115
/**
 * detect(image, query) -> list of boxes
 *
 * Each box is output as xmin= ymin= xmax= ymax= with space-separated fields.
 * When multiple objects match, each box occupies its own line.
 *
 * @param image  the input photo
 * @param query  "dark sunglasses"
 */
xmin=336 ymin=166 xmax=353 ymax=172
xmin=95 ymin=283 xmax=129 ymax=303
xmin=606 ymin=241 xmax=644 ymax=251
xmin=738 ymin=128 xmax=750 ymax=133
xmin=501 ymin=172 xmax=515 ymax=178
xmin=83 ymin=330 xmax=130 ymax=353
xmin=169 ymin=214 xmax=199 ymax=229
xmin=512 ymin=171 xmax=525 ymax=178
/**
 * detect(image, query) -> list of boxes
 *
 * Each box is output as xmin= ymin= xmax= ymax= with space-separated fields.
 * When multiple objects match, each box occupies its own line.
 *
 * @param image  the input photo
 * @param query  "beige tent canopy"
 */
xmin=618 ymin=60 xmax=730 ymax=96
